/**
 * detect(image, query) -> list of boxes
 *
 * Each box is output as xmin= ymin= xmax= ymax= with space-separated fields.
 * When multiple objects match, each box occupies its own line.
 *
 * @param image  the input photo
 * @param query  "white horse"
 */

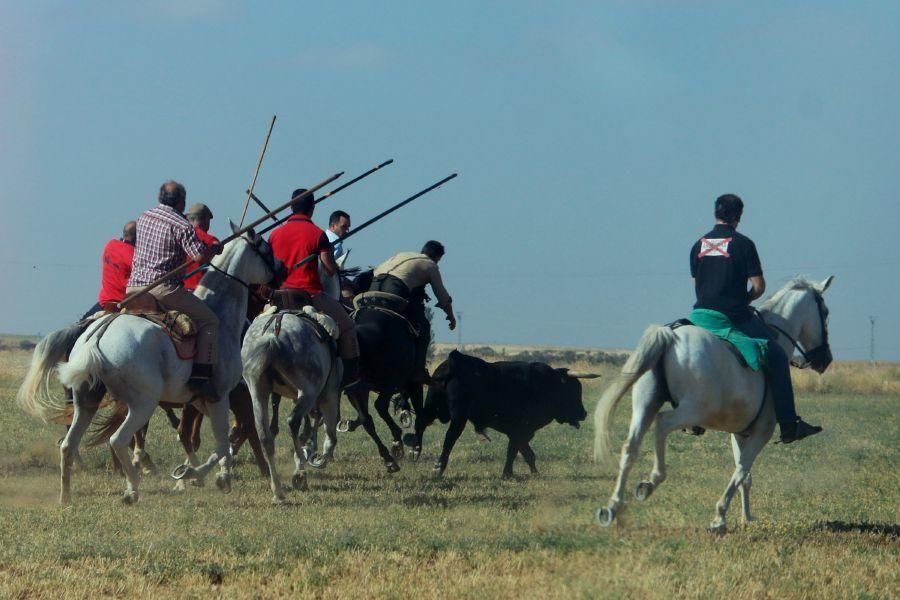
xmin=17 ymin=227 xmax=281 ymax=504
xmin=241 ymin=306 xmax=341 ymax=504
xmin=593 ymin=276 xmax=834 ymax=532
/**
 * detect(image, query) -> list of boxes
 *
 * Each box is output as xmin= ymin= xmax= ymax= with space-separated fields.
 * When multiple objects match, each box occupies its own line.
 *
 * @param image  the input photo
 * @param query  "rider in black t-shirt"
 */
xmin=691 ymin=194 xmax=822 ymax=444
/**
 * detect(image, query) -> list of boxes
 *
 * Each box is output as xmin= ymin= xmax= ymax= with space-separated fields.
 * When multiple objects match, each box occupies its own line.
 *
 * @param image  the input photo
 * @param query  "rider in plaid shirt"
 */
xmin=126 ymin=181 xmax=222 ymax=398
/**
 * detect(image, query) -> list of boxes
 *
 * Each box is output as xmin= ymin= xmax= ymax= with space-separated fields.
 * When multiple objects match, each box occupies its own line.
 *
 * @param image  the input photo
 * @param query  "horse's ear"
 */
xmin=229 ymin=220 xmax=240 ymax=236
xmin=817 ymin=275 xmax=835 ymax=294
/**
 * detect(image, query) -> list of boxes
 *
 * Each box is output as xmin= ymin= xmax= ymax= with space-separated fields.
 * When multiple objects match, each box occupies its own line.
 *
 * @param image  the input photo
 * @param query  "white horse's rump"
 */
xmin=241 ymin=308 xmax=340 ymax=503
xmin=594 ymin=276 xmax=834 ymax=532
xmin=17 ymin=230 xmax=279 ymax=505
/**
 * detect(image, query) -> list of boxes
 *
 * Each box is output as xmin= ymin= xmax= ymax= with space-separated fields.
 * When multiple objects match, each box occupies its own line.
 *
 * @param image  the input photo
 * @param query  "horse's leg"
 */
xmin=287 ymin=390 xmax=317 ymax=492
xmin=599 ymin=388 xmax=662 ymax=524
xmin=248 ymin=378 xmax=284 ymax=503
xmin=174 ymin=405 xmax=201 ymax=492
xmin=232 ymin=391 xmax=268 ymax=477
xmin=133 ymin=423 xmax=158 ymax=475
xmin=269 ymin=393 xmax=281 ymax=438
xmin=433 ymin=415 xmax=466 ymax=477
xmin=374 ymin=391 xmax=404 ymax=460
xmin=59 ymin=386 xmax=102 ymax=505
xmin=347 ymin=389 xmax=399 ymax=473
xmin=711 ymin=431 xmax=770 ymax=532
xmin=188 ymin=399 xmax=234 ymax=493
xmin=109 ymin=401 xmax=157 ymax=505
xmin=319 ymin=392 xmax=339 ymax=464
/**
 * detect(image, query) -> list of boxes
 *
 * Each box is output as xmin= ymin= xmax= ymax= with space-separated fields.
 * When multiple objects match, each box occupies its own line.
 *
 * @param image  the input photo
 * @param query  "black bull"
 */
xmin=409 ymin=350 xmax=596 ymax=478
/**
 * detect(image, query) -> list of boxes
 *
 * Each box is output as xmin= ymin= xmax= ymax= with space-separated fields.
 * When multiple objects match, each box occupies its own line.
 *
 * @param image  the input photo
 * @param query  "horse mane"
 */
xmin=760 ymin=277 xmax=818 ymax=311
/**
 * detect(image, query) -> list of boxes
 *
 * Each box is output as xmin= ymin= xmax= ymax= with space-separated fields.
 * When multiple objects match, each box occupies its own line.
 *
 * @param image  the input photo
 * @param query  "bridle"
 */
xmin=204 ymin=237 xmax=284 ymax=303
xmin=765 ymin=291 xmax=832 ymax=373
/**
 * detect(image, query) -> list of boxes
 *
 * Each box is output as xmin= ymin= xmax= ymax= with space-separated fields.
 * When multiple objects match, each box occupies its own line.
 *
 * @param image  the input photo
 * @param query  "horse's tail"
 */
xmin=57 ymin=338 xmax=107 ymax=404
xmin=594 ymin=325 xmax=676 ymax=463
xmin=242 ymin=329 xmax=281 ymax=381
xmin=85 ymin=402 xmax=127 ymax=447
xmin=16 ymin=322 xmax=90 ymax=424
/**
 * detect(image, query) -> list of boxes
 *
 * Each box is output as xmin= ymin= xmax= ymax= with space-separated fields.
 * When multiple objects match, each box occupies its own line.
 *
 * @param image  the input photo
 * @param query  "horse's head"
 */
xmin=765 ymin=276 xmax=834 ymax=373
xmin=216 ymin=221 xmax=287 ymax=289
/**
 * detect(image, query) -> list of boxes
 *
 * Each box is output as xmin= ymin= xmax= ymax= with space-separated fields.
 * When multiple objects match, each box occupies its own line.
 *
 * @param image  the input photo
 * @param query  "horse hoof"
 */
xmin=595 ymin=507 xmax=615 ymax=527
xmin=635 ymin=481 xmax=654 ymax=502
xmin=708 ymin=522 xmax=727 ymax=536
xmin=337 ymin=419 xmax=351 ymax=433
xmin=190 ymin=477 xmax=206 ymax=488
xmin=391 ymin=442 xmax=404 ymax=460
xmin=308 ymin=453 xmax=327 ymax=469
xmin=292 ymin=472 xmax=309 ymax=491
xmin=273 ymin=495 xmax=286 ymax=506
xmin=122 ymin=491 xmax=139 ymax=505
xmin=215 ymin=474 xmax=232 ymax=493
xmin=431 ymin=463 xmax=445 ymax=478
xmin=399 ymin=410 xmax=413 ymax=429
xmin=385 ymin=460 xmax=401 ymax=474
xmin=171 ymin=463 xmax=195 ymax=481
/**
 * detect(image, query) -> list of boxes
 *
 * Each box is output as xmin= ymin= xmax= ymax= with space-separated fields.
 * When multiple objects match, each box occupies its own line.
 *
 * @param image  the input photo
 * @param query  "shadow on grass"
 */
xmin=815 ymin=520 xmax=900 ymax=537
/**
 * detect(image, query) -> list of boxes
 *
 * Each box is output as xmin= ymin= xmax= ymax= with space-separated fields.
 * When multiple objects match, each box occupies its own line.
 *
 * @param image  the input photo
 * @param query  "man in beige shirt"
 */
xmin=370 ymin=240 xmax=456 ymax=382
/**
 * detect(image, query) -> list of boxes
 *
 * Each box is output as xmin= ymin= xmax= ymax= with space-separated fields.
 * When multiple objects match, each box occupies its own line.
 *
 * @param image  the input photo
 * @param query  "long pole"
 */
xmin=182 ymin=159 xmax=396 ymax=281
xmin=238 ymin=115 xmax=277 ymax=228
xmin=293 ymin=172 xmax=458 ymax=269
xmin=118 ymin=171 xmax=342 ymax=308
xmin=254 ymin=158 xmax=395 ymax=237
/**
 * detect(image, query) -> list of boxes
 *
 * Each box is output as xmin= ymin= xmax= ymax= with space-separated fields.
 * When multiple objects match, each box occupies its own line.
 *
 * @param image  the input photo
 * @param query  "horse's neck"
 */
xmin=760 ymin=295 xmax=803 ymax=357
xmin=195 ymin=274 xmax=247 ymax=345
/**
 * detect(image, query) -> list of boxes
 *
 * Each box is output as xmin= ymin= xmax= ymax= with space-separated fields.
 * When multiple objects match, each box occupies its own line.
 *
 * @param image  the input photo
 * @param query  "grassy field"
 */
xmin=0 ymin=346 xmax=897 ymax=599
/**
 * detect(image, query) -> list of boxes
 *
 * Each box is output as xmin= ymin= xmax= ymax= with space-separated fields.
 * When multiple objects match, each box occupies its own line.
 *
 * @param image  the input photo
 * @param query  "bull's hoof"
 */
xmin=390 ymin=442 xmax=404 ymax=460
xmin=635 ymin=481 xmax=654 ymax=502
xmin=308 ymin=452 xmax=328 ymax=469
xmin=60 ymin=493 xmax=72 ymax=506
xmin=410 ymin=447 xmax=421 ymax=462
xmin=292 ymin=472 xmax=309 ymax=491
xmin=122 ymin=490 xmax=139 ymax=505
xmin=399 ymin=410 xmax=413 ymax=429
xmin=215 ymin=473 xmax=232 ymax=493
xmin=384 ymin=460 xmax=400 ymax=474
xmin=595 ymin=507 xmax=615 ymax=527
xmin=432 ymin=462 xmax=445 ymax=478
xmin=172 ymin=480 xmax=186 ymax=493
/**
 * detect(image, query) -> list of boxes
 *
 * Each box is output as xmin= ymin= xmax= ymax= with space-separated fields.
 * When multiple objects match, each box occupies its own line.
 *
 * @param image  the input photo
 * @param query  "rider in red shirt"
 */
xmin=183 ymin=203 xmax=220 ymax=292
xmin=269 ymin=189 xmax=360 ymax=389
xmin=82 ymin=221 xmax=137 ymax=318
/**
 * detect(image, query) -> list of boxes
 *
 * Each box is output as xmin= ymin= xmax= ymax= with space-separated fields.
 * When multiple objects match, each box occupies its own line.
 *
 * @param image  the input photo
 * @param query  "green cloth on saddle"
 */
xmin=688 ymin=308 xmax=769 ymax=371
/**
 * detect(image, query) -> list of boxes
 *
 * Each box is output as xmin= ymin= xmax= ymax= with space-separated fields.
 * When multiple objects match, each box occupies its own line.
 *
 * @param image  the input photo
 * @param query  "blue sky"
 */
xmin=2 ymin=1 xmax=899 ymax=360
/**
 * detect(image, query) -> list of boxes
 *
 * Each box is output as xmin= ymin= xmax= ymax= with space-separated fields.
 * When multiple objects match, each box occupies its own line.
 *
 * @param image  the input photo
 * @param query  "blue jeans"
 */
xmin=732 ymin=316 xmax=797 ymax=424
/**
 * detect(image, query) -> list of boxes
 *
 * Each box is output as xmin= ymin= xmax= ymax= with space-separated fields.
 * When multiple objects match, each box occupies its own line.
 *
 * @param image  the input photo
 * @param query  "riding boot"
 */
xmin=779 ymin=417 xmax=822 ymax=444
xmin=187 ymin=363 xmax=219 ymax=402
xmin=341 ymin=357 xmax=362 ymax=391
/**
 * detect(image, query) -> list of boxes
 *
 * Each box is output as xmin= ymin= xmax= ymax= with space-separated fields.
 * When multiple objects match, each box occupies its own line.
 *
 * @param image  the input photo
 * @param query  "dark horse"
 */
xmin=341 ymin=269 xmax=426 ymax=471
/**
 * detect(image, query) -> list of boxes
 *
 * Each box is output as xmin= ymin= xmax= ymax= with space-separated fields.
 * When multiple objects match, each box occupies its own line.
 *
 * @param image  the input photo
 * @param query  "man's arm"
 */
xmin=320 ymin=248 xmax=338 ymax=276
xmin=748 ymin=275 xmax=766 ymax=302
xmin=429 ymin=265 xmax=455 ymax=330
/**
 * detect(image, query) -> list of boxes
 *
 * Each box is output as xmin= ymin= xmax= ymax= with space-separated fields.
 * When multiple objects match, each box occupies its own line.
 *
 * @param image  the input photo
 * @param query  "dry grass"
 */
xmin=1 ymin=345 xmax=897 ymax=598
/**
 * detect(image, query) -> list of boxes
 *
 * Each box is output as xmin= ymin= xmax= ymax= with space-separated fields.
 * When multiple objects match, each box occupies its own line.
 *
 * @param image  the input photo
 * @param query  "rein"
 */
xmin=204 ymin=238 xmax=276 ymax=305
xmin=760 ymin=292 xmax=830 ymax=370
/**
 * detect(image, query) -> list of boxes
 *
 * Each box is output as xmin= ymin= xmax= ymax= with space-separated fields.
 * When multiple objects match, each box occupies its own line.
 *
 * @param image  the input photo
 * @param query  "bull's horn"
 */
xmin=567 ymin=371 xmax=600 ymax=379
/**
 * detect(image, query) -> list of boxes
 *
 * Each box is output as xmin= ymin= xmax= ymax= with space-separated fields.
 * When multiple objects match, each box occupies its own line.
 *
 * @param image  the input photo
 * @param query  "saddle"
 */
xmin=85 ymin=307 xmax=199 ymax=360
xmin=271 ymin=289 xmax=314 ymax=311
xmin=353 ymin=290 xmax=409 ymax=314
xmin=259 ymin=304 xmax=339 ymax=343
xmin=667 ymin=318 xmax=749 ymax=368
